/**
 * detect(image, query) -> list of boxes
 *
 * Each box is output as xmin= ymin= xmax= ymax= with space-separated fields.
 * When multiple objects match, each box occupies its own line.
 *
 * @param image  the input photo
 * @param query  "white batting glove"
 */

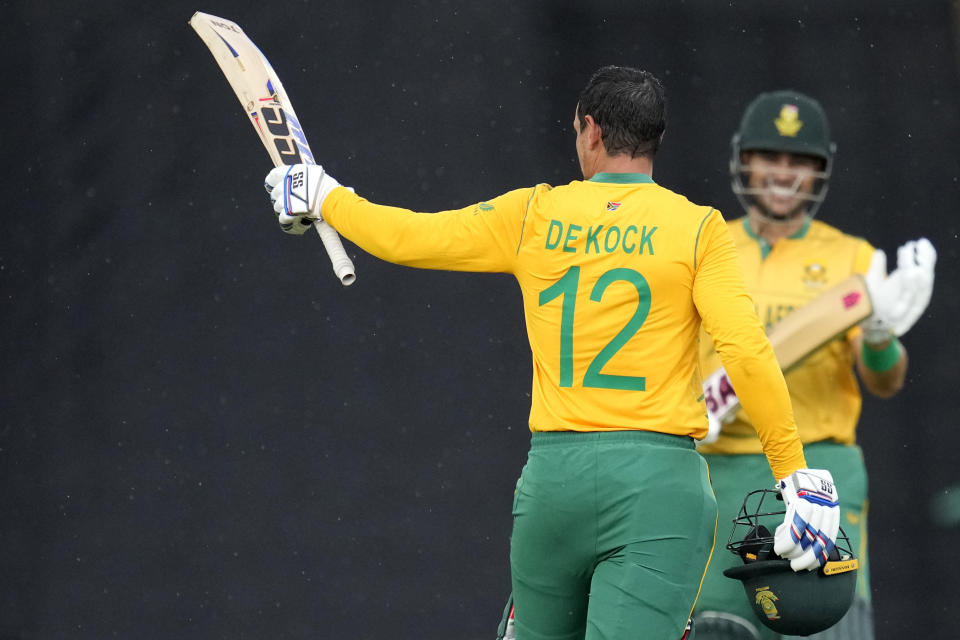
xmin=773 ymin=469 xmax=839 ymax=572
xmin=701 ymin=367 xmax=739 ymax=443
xmin=264 ymin=164 xmax=342 ymax=235
xmin=861 ymin=238 xmax=937 ymax=345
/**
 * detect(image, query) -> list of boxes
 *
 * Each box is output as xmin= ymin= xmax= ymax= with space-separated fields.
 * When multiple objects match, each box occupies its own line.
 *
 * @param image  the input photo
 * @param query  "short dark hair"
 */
xmin=577 ymin=66 xmax=667 ymax=158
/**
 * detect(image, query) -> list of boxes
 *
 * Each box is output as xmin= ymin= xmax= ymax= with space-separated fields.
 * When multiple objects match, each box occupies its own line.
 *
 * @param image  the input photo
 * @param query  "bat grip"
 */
xmin=314 ymin=219 xmax=356 ymax=286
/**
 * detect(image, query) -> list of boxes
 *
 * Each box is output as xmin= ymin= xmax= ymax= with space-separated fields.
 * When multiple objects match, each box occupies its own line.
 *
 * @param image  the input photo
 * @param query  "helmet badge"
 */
xmin=754 ymin=586 xmax=781 ymax=621
xmin=774 ymin=105 xmax=803 ymax=137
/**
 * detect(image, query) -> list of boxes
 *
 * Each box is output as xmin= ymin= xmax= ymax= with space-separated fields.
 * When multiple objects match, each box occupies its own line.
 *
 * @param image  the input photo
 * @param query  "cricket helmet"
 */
xmin=722 ymin=489 xmax=858 ymax=636
xmin=730 ymin=90 xmax=836 ymax=220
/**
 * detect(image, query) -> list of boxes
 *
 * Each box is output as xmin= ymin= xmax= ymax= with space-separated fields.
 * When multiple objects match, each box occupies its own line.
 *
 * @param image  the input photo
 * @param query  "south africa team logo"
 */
xmin=754 ymin=586 xmax=781 ymax=621
xmin=802 ymin=263 xmax=828 ymax=288
xmin=606 ymin=201 xmax=621 ymax=211
xmin=775 ymin=104 xmax=803 ymax=137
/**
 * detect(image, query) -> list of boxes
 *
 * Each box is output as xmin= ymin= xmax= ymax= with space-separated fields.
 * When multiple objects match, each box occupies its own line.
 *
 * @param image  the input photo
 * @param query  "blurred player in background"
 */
xmin=262 ymin=67 xmax=844 ymax=640
xmin=692 ymin=90 xmax=936 ymax=640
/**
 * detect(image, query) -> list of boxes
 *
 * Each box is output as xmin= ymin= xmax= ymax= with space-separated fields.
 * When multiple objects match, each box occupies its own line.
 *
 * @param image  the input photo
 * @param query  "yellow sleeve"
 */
xmin=693 ymin=211 xmax=806 ymax=479
xmin=321 ymin=186 xmax=535 ymax=273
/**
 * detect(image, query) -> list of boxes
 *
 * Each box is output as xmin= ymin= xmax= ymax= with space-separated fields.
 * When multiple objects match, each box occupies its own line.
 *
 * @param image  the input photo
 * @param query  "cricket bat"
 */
xmin=701 ymin=274 xmax=872 ymax=441
xmin=189 ymin=12 xmax=356 ymax=286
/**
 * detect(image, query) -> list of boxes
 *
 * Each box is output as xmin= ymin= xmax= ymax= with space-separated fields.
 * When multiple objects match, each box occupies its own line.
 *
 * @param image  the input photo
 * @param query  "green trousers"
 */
xmin=510 ymin=430 xmax=717 ymax=640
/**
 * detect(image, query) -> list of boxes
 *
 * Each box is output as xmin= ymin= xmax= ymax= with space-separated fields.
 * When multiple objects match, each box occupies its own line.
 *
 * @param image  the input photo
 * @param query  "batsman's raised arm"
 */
xmin=264 ymin=164 xmax=529 ymax=273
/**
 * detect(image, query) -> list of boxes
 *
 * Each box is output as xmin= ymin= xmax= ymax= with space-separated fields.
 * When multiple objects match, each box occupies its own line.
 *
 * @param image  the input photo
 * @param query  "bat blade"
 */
xmin=702 ymin=275 xmax=873 ymax=434
xmin=767 ymin=274 xmax=872 ymax=368
xmin=189 ymin=12 xmax=356 ymax=286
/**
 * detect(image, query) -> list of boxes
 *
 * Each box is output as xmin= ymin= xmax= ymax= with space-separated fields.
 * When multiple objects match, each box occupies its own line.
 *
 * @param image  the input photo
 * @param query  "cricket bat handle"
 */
xmin=313 ymin=218 xmax=356 ymax=286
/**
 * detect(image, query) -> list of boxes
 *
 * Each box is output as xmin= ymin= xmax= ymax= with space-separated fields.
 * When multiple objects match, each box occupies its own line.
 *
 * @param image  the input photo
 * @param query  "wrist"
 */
xmin=314 ymin=177 xmax=345 ymax=218
xmin=861 ymin=337 xmax=901 ymax=372
xmin=860 ymin=322 xmax=893 ymax=346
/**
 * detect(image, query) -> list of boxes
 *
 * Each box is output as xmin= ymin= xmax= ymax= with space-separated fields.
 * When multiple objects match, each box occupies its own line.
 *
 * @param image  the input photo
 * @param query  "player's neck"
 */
xmin=748 ymin=210 xmax=807 ymax=245
xmin=589 ymin=153 xmax=653 ymax=178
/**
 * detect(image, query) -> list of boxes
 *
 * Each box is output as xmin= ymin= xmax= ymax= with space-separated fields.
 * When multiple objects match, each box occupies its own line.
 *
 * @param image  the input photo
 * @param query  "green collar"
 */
xmin=588 ymin=172 xmax=655 ymax=184
xmin=741 ymin=216 xmax=811 ymax=259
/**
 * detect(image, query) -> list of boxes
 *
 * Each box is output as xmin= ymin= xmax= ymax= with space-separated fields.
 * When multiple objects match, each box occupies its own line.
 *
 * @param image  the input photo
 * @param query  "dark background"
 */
xmin=4 ymin=1 xmax=959 ymax=638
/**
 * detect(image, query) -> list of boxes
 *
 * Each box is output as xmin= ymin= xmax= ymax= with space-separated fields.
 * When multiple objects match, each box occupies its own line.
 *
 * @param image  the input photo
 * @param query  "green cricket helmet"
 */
xmin=730 ymin=90 xmax=837 ymax=220
xmin=723 ymin=489 xmax=857 ymax=636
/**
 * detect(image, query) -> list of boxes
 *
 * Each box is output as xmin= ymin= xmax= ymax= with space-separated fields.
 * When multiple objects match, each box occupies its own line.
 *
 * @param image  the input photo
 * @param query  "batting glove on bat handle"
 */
xmin=265 ymin=164 xmax=343 ymax=235
xmin=861 ymin=238 xmax=937 ymax=345
xmin=773 ymin=468 xmax=840 ymax=572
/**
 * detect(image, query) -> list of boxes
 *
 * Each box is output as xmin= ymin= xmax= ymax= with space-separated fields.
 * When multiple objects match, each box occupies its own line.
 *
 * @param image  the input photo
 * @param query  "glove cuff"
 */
xmin=860 ymin=319 xmax=893 ymax=346
xmin=312 ymin=174 xmax=343 ymax=219
xmin=861 ymin=337 xmax=901 ymax=372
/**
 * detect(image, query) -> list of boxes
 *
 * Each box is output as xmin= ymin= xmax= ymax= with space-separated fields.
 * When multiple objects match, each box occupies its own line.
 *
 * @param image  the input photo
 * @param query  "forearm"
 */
xmin=718 ymin=331 xmax=807 ymax=480
xmin=322 ymin=188 xmax=457 ymax=267
xmin=855 ymin=334 xmax=908 ymax=398
xmin=694 ymin=214 xmax=806 ymax=479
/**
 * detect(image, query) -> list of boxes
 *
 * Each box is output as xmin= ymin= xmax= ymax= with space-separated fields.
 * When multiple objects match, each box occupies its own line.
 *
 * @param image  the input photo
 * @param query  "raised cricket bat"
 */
xmin=189 ymin=12 xmax=356 ymax=286
xmin=702 ymin=274 xmax=872 ymax=439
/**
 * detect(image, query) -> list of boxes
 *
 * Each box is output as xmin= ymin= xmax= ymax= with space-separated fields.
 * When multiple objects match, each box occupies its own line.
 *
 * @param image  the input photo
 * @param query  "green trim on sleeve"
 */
xmin=861 ymin=337 xmax=902 ymax=372
xmin=693 ymin=208 xmax=715 ymax=270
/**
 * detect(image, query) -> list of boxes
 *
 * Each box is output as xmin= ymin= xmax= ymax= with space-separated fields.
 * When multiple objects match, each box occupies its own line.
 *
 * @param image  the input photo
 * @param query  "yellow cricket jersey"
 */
xmin=322 ymin=174 xmax=806 ymax=478
xmin=697 ymin=217 xmax=875 ymax=455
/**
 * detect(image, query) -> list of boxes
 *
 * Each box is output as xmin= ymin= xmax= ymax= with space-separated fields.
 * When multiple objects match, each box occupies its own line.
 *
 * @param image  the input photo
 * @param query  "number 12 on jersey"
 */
xmin=538 ymin=266 xmax=650 ymax=391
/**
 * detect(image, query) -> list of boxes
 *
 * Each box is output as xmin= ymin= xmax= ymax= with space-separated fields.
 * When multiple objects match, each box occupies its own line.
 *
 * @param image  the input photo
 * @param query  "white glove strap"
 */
xmin=780 ymin=469 xmax=837 ymax=506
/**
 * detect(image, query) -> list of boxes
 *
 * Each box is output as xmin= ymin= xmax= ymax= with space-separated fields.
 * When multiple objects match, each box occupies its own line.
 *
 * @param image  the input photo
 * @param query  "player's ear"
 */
xmin=582 ymin=114 xmax=603 ymax=149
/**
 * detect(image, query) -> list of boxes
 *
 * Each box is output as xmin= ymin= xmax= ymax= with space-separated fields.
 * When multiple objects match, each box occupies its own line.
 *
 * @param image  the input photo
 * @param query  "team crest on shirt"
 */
xmin=802 ymin=262 xmax=828 ymax=288
xmin=606 ymin=201 xmax=621 ymax=211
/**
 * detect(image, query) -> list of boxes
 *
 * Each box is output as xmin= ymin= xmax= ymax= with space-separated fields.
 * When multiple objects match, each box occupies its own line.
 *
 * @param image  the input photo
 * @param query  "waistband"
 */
xmin=530 ymin=429 xmax=695 ymax=450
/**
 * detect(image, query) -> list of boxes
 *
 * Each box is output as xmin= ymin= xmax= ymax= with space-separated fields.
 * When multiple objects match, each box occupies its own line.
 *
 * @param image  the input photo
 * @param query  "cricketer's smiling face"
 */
xmin=743 ymin=150 xmax=822 ymax=221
